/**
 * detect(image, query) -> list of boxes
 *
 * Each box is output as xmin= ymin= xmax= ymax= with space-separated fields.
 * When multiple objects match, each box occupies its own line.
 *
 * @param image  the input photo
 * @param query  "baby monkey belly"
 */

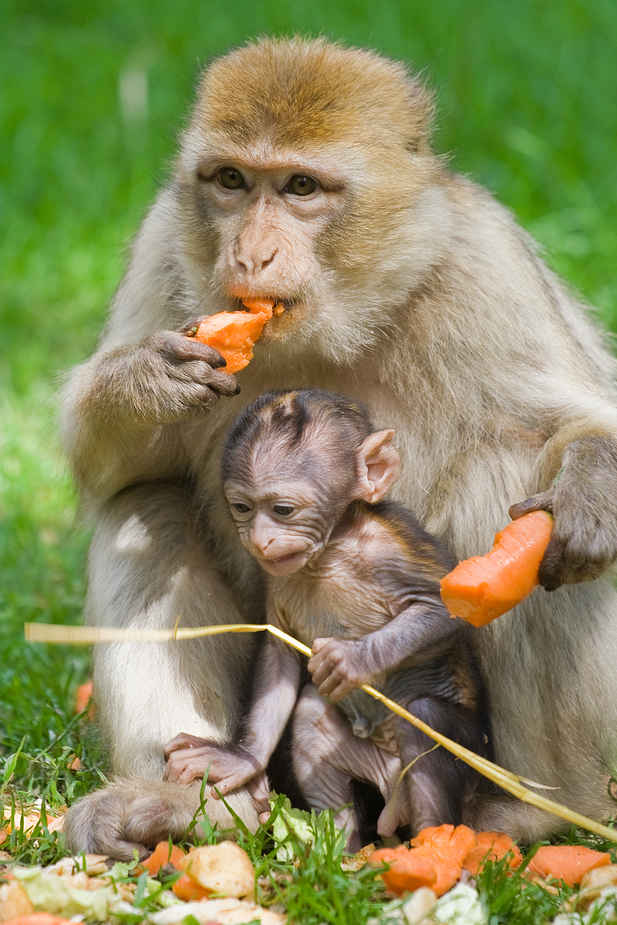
xmin=338 ymin=658 xmax=461 ymax=752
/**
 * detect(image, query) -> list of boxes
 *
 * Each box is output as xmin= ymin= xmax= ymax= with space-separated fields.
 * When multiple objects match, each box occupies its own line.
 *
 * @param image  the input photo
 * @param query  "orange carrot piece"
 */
xmin=171 ymin=872 xmax=212 ymax=901
xmin=369 ymin=845 xmax=437 ymax=896
xmin=408 ymin=824 xmax=478 ymax=896
xmin=74 ymin=679 xmax=94 ymax=717
xmin=526 ymin=844 xmax=611 ymax=888
xmin=187 ymin=309 xmax=271 ymax=374
xmin=440 ymin=511 xmax=553 ymax=627
xmin=186 ymin=297 xmax=280 ymax=374
xmin=140 ymin=841 xmax=186 ymax=876
xmin=410 ymin=823 xmax=478 ymax=861
xmin=463 ymin=831 xmax=522 ymax=876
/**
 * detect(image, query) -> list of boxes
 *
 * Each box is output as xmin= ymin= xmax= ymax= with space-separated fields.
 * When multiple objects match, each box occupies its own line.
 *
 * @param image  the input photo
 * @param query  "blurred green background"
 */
xmin=1 ymin=0 xmax=616 ymax=799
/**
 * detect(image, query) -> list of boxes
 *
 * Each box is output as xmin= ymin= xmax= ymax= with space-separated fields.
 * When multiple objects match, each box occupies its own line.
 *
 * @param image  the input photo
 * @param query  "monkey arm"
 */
xmin=62 ymin=334 xmax=239 ymax=502
xmin=309 ymin=599 xmax=453 ymax=702
xmin=510 ymin=431 xmax=617 ymax=590
xmin=164 ymin=636 xmax=301 ymax=795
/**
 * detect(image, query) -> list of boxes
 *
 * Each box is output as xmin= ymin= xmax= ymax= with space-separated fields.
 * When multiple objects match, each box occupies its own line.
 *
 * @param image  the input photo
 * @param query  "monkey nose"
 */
xmin=234 ymin=248 xmax=278 ymax=276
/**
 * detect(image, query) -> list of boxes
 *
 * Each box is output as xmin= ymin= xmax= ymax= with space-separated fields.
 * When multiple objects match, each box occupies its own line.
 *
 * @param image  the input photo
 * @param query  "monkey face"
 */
xmin=172 ymin=40 xmax=442 ymax=365
xmin=224 ymin=477 xmax=341 ymax=577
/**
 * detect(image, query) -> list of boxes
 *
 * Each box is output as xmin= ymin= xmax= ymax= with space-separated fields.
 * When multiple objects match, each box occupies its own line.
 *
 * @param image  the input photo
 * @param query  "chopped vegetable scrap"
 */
xmin=369 ymin=824 xmax=522 ymax=897
xmin=178 ymin=842 xmax=255 ymax=901
xmin=73 ymin=680 xmax=95 ymax=720
xmin=138 ymin=841 xmax=185 ymax=877
xmin=440 ymin=510 xmax=553 ymax=626
xmin=462 ymin=830 xmax=522 ymax=876
xmin=185 ymin=297 xmax=283 ymax=373
xmin=526 ymin=844 xmax=612 ymax=888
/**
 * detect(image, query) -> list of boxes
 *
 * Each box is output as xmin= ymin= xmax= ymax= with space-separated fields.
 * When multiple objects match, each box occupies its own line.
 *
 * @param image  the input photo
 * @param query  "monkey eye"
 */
xmin=273 ymin=503 xmax=295 ymax=516
xmin=230 ymin=501 xmax=251 ymax=515
xmin=284 ymin=175 xmax=318 ymax=197
xmin=216 ymin=167 xmax=246 ymax=190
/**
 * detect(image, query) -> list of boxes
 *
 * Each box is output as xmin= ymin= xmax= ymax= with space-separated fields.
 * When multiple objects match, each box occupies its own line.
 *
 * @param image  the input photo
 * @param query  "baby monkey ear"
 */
xmin=354 ymin=429 xmax=401 ymax=503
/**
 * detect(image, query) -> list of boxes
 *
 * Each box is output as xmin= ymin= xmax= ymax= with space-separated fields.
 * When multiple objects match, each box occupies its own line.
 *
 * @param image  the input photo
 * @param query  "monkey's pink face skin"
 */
xmin=224 ymin=479 xmax=335 ymax=576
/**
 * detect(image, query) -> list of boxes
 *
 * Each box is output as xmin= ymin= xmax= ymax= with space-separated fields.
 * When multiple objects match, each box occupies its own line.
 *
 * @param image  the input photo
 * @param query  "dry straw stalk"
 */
xmin=25 ymin=620 xmax=617 ymax=844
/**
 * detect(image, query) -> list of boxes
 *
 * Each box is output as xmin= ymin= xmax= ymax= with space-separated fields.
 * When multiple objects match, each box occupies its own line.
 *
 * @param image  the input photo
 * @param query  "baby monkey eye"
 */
xmin=231 ymin=502 xmax=251 ymax=515
xmin=273 ymin=503 xmax=295 ymax=516
xmin=285 ymin=175 xmax=318 ymax=196
xmin=216 ymin=167 xmax=246 ymax=190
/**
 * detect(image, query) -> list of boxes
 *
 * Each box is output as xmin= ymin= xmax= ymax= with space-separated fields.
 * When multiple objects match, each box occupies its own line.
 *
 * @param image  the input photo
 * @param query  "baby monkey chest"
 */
xmin=276 ymin=572 xmax=394 ymax=645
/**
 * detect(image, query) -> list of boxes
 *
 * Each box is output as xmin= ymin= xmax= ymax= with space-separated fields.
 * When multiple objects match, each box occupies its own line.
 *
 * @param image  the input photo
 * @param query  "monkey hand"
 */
xmin=163 ymin=733 xmax=263 ymax=796
xmin=509 ymin=435 xmax=617 ymax=591
xmin=308 ymin=637 xmax=373 ymax=701
xmin=129 ymin=328 xmax=240 ymax=422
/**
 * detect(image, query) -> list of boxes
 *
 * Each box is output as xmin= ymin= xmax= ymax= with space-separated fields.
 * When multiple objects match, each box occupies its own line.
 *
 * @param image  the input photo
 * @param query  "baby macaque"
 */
xmin=164 ymin=389 xmax=488 ymax=848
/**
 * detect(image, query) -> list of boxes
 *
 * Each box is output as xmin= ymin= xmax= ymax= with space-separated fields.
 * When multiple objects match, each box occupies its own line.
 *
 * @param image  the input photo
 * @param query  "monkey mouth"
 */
xmin=233 ymin=297 xmax=293 ymax=315
xmin=259 ymin=550 xmax=309 ymax=576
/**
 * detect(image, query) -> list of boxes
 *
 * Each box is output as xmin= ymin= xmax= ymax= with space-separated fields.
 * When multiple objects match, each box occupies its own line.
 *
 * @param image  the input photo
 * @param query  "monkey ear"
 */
xmin=354 ymin=430 xmax=401 ymax=503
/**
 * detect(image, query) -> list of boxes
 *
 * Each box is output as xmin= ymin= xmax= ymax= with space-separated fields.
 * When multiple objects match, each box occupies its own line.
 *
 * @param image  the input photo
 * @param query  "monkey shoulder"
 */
xmin=355 ymin=500 xmax=454 ymax=582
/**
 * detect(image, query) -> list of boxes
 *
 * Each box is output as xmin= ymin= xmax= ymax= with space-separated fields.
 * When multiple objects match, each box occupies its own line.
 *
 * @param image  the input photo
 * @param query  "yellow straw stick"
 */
xmin=24 ymin=620 xmax=617 ymax=843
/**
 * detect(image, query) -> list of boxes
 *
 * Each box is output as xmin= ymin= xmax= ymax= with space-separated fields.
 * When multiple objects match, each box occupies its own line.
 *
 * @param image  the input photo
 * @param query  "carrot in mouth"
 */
xmin=185 ymin=297 xmax=284 ymax=373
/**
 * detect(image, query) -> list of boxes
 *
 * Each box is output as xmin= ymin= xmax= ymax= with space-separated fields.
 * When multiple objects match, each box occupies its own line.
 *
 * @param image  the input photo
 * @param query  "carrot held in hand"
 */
xmin=185 ymin=297 xmax=283 ymax=374
xmin=440 ymin=510 xmax=553 ymax=627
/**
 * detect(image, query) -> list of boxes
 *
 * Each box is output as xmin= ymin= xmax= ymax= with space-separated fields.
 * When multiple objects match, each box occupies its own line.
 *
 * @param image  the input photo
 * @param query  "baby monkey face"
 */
xmin=224 ymin=477 xmax=338 ymax=577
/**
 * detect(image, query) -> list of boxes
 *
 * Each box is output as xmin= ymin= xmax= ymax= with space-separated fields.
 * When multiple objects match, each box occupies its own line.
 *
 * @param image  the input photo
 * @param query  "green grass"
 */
xmin=2 ymin=0 xmax=617 ymax=919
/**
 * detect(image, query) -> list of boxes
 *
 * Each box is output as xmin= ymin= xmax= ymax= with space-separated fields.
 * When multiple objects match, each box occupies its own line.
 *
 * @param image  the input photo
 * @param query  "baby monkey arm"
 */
xmin=308 ymin=598 xmax=455 ymax=701
xmin=164 ymin=636 xmax=301 ymax=796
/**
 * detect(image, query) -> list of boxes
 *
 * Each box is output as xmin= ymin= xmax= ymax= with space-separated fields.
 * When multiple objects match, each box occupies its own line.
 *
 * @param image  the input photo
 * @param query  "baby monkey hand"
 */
xmin=163 ymin=733 xmax=264 ymax=800
xmin=308 ymin=637 xmax=373 ymax=701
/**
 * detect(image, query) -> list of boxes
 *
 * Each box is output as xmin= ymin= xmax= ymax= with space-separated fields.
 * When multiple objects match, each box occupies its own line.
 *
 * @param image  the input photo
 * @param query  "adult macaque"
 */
xmin=63 ymin=36 xmax=617 ymax=859
xmin=164 ymin=390 xmax=488 ymax=849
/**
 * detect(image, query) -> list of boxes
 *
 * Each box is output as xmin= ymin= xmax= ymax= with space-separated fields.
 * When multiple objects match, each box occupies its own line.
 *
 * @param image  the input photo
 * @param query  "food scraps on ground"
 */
xmin=440 ymin=510 xmax=553 ymax=626
xmin=138 ymin=842 xmax=186 ymax=877
xmin=73 ymin=680 xmax=94 ymax=719
xmin=526 ymin=844 xmax=612 ymax=889
xmin=179 ymin=842 xmax=255 ymax=901
xmin=370 ymin=825 xmax=523 ymax=898
xmin=462 ymin=830 xmax=523 ymax=876
xmin=185 ymin=298 xmax=283 ymax=374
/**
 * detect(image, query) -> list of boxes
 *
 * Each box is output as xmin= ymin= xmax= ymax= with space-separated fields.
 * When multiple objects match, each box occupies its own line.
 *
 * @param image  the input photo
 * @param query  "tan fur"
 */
xmin=62 ymin=37 xmax=617 ymax=856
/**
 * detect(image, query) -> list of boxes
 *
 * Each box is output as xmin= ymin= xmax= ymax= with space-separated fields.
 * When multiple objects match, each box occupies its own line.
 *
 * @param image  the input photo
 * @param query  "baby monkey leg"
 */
xmin=291 ymin=684 xmax=402 ymax=852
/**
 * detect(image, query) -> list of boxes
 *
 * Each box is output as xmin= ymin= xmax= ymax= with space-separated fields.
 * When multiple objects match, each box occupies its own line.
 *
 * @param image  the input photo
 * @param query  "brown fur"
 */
xmin=62 ymin=37 xmax=617 ymax=858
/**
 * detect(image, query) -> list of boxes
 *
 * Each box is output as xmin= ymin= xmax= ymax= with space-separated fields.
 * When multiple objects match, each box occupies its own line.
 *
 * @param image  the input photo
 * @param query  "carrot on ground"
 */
xmin=140 ymin=841 xmax=186 ymax=876
xmin=409 ymin=824 xmax=478 ymax=896
xmin=440 ymin=510 xmax=553 ymax=627
xmin=526 ymin=845 xmax=611 ymax=888
xmin=463 ymin=831 xmax=523 ymax=876
xmin=370 ymin=824 xmax=478 ymax=898
xmin=186 ymin=297 xmax=283 ymax=373
xmin=171 ymin=873 xmax=212 ymax=901
xmin=74 ymin=679 xmax=94 ymax=718
xmin=369 ymin=845 xmax=437 ymax=896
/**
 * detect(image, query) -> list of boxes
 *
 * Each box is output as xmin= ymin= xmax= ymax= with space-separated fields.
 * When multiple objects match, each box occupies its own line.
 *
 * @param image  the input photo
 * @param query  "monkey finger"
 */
xmin=538 ymin=534 xmax=571 ymax=590
xmin=164 ymin=333 xmax=228 ymax=368
xmin=164 ymin=732 xmax=211 ymax=758
xmin=509 ymin=491 xmax=554 ymax=521
xmin=309 ymin=660 xmax=336 ymax=690
xmin=211 ymin=772 xmax=250 ymax=798
xmin=163 ymin=757 xmax=203 ymax=783
xmin=165 ymin=357 xmax=234 ymax=388
xmin=315 ymin=672 xmax=355 ymax=701
xmin=247 ymin=773 xmax=272 ymax=817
